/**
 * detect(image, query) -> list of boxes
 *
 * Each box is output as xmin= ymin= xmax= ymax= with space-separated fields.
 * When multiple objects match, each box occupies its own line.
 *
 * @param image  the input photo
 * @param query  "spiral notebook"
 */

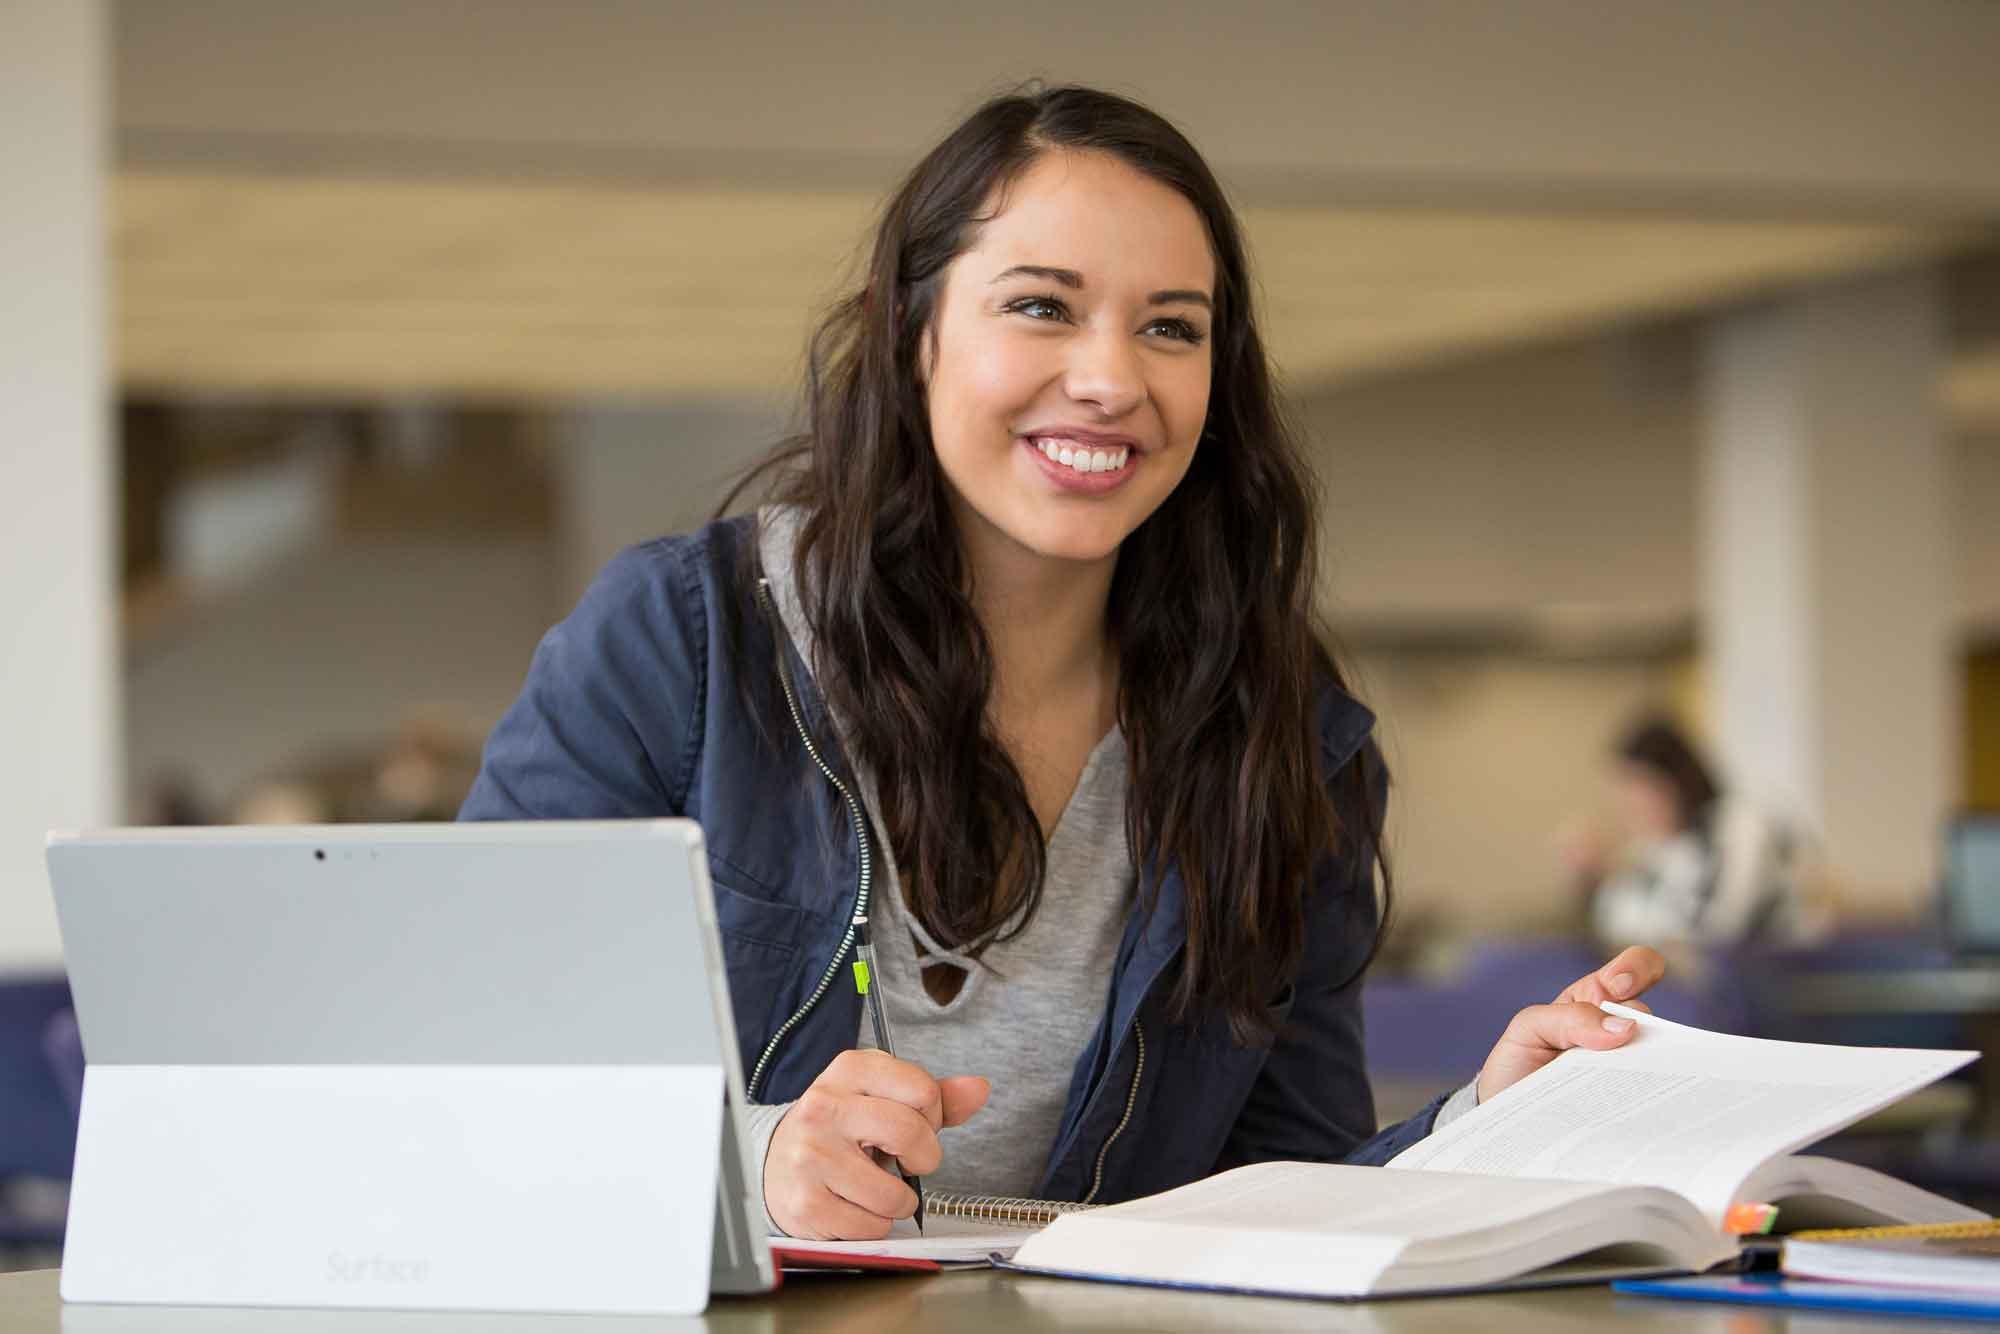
xmin=1780 ymin=1218 xmax=2000 ymax=1293
xmin=770 ymin=1191 xmax=1099 ymax=1266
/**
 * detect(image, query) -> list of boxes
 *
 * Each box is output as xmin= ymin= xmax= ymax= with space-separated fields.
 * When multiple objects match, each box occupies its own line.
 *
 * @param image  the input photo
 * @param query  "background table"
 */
xmin=1780 ymin=963 xmax=2000 ymax=1134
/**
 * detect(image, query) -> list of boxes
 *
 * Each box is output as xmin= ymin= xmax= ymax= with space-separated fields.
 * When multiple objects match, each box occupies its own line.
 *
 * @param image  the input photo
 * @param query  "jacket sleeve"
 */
xmin=1213 ymin=737 xmax=1454 ymax=1170
xmin=459 ymin=539 xmax=705 ymax=822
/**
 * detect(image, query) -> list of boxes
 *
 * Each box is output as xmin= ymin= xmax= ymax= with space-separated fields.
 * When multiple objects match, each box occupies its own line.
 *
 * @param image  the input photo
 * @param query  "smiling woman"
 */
xmin=461 ymin=83 xmax=1664 ymax=1244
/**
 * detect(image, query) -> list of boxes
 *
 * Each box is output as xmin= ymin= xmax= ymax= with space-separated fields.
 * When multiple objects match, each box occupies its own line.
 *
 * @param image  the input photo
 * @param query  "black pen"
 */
xmin=852 ymin=912 xmax=926 ymax=1232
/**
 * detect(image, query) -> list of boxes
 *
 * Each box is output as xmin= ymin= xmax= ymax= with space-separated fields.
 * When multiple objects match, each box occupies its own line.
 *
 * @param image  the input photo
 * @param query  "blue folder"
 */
xmin=1615 ymin=1272 xmax=2000 ymax=1322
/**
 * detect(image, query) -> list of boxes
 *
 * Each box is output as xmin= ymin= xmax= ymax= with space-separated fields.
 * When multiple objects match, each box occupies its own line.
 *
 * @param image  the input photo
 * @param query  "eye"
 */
xmin=1145 ymin=317 xmax=1207 ymax=346
xmin=1005 ymin=294 xmax=1071 ymax=323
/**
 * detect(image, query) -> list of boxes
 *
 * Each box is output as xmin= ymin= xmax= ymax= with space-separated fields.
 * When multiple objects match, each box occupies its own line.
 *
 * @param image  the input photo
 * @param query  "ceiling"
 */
xmin=116 ymin=169 xmax=1991 ymax=411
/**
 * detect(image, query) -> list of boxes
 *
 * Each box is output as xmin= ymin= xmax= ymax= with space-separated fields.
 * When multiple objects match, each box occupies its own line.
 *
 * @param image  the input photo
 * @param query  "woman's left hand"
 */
xmin=1474 ymin=945 xmax=1666 ymax=1104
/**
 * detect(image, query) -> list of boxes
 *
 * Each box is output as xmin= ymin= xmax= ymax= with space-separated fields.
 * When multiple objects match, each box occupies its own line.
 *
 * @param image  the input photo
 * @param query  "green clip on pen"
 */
xmin=852 ymin=913 xmax=926 ymax=1233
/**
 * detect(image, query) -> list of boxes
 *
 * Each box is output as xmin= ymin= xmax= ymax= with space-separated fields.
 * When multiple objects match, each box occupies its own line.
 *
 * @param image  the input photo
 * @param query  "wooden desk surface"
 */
xmin=0 ymin=1265 xmax=1929 ymax=1332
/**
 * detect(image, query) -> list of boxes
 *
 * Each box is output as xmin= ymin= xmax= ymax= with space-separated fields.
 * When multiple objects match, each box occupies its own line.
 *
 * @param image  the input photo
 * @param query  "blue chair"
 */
xmin=0 ymin=975 xmax=80 ymax=1252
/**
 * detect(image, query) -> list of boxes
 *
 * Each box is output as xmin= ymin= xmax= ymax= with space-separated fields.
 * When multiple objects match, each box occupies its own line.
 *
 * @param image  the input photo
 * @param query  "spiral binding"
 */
xmin=924 ymin=1193 xmax=1101 ymax=1226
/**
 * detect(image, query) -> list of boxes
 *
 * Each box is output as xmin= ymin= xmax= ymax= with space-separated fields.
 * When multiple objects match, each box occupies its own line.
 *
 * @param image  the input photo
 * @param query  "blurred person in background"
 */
xmin=1562 ymin=716 xmax=1820 ymax=958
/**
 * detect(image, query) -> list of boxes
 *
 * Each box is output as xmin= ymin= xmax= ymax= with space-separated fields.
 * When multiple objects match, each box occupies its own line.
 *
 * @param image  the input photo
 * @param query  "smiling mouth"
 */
xmin=1029 ymin=437 xmax=1131 ymax=475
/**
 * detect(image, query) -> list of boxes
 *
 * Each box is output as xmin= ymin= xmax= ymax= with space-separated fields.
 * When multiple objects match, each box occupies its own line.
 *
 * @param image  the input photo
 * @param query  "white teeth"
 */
xmin=1035 ymin=438 xmax=1131 ymax=476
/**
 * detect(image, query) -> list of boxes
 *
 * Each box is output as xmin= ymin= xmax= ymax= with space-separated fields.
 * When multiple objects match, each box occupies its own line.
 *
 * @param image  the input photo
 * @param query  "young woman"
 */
xmin=462 ymin=85 xmax=1664 ymax=1241
xmin=1575 ymin=716 xmax=1816 ymax=952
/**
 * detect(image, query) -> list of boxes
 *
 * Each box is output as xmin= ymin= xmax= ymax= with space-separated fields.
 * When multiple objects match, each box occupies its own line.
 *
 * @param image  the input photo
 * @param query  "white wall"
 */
xmin=557 ymin=401 xmax=787 ymax=603
xmin=1306 ymin=330 xmax=1697 ymax=627
xmin=2 ymin=2 xmax=113 ymax=971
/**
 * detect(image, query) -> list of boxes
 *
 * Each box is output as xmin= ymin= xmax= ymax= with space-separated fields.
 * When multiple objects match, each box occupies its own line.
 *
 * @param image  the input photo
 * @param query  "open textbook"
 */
xmin=795 ymin=1005 xmax=1984 ymax=1294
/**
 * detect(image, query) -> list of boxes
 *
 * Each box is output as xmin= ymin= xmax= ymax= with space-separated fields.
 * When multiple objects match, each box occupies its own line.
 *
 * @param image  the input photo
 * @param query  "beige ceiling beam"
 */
xmin=114 ymin=169 xmax=1978 ymax=402
xmin=118 ymin=1 xmax=2000 ymax=217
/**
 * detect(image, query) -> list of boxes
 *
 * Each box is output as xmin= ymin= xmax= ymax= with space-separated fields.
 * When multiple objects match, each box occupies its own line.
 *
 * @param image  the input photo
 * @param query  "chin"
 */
xmin=1005 ymin=514 xmax=1131 ymax=565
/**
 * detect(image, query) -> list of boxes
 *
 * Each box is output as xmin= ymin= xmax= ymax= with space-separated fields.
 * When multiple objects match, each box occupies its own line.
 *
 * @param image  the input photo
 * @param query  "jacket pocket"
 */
xmin=707 ymin=869 xmax=807 ymax=1054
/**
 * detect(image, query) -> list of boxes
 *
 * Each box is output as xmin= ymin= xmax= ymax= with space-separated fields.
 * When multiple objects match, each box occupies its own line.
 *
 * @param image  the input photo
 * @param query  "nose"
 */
xmin=1063 ymin=327 xmax=1146 ymax=419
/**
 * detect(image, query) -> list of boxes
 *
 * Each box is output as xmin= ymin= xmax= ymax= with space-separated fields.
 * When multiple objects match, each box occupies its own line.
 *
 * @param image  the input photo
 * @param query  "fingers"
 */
xmin=1480 ymin=978 xmax=1656 ymax=1104
xmin=938 ymin=1075 xmax=992 ymax=1128
xmin=771 ymin=1156 xmax=913 ymax=1242
xmin=821 ymin=1048 xmax=946 ymax=1129
xmin=1508 ymin=1000 xmax=1641 ymax=1055
xmin=800 ymin=1192 xmax=897 ymax=1242
xmin=835 ymin=1094 xmax=945 ymax=1175
xmin=823 ymin=1146 xmax=921 ymax=1221
xmin=1556 ymin=946 xmax=1666 ymax=1007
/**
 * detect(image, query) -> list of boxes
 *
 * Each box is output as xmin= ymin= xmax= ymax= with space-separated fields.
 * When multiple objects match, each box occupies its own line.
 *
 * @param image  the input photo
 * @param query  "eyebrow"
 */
xmin=988 ymin=264 xmax=1213 ymax=311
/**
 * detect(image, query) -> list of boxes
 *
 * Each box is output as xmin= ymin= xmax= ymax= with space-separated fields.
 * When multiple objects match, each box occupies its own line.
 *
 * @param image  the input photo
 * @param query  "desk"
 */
xmin=0 ymin=1266 xmax=1951 ymax=1332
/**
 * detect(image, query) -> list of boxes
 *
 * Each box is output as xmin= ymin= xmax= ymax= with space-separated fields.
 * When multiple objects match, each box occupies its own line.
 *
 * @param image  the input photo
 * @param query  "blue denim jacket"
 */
xmin=460 ymin=516 xmax=1449 ymax=1203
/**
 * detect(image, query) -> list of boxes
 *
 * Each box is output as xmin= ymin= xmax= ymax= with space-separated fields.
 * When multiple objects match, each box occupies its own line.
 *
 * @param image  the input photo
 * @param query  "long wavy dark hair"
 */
xmin=723 ymin=84 xmax=1388 ymax=1041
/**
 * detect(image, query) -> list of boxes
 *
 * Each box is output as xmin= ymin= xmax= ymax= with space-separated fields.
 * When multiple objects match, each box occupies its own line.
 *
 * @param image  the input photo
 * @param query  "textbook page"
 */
xmin=1011 ymin=1160 xmax=1723 ymax=1297
xmin=1387 ymin=1003 xmax=1975 ymax=1226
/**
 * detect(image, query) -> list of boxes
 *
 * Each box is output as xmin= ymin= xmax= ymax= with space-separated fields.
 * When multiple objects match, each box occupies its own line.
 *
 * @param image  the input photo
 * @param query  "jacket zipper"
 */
xmin=1080 ymin=1020 xmax=1145 ymax=1204
xmin=745 ymin=577 xmax=873 ymax=1102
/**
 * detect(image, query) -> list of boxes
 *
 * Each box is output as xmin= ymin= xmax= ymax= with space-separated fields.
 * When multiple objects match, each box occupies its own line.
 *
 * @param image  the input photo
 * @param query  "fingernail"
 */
xmin=1607 ymin=972 xmax=1634 ymax=997
xmin=1602 ymin=1016 xmax=1633 ymax=1033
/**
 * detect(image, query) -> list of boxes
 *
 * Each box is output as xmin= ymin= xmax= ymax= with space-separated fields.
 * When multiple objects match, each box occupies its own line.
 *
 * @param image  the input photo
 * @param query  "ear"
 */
xmin=916 ymin=316 xmax=937 ymax=389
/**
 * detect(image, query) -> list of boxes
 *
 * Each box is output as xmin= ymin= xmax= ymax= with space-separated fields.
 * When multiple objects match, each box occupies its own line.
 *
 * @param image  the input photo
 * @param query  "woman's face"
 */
xmin=1613 ymin=762 xmax=1683 ymax=840
xmin=922 ymin=149 xmax=1215 ymax=569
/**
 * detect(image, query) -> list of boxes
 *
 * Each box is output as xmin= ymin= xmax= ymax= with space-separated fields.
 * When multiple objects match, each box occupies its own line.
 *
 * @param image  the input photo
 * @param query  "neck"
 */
xmin=958 ymin=512 xmax=1118 ymax=712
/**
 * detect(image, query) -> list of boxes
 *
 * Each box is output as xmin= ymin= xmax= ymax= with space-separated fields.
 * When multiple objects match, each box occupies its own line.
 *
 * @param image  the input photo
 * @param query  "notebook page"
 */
xmin=771 ymin=1214 xmax=1042 ymax=1262
xmin=1387 ymin=1003 xmax=1975 ymax=1224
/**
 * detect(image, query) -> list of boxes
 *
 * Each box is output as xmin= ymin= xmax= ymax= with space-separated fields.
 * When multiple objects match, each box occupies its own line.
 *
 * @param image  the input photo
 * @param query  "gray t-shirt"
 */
xmin=861 ymin=725 xmax=1131 ymax=1197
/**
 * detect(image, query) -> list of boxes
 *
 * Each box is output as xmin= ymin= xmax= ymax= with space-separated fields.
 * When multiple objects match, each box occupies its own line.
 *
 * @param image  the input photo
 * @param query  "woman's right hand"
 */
xmin=764 ymin=1048 xmax=991 ymax=1240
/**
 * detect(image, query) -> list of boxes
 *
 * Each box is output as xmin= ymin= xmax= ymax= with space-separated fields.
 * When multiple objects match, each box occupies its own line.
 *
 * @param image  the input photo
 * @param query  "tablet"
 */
xmin=48 ymin=820 xmax=776 ymax=1313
